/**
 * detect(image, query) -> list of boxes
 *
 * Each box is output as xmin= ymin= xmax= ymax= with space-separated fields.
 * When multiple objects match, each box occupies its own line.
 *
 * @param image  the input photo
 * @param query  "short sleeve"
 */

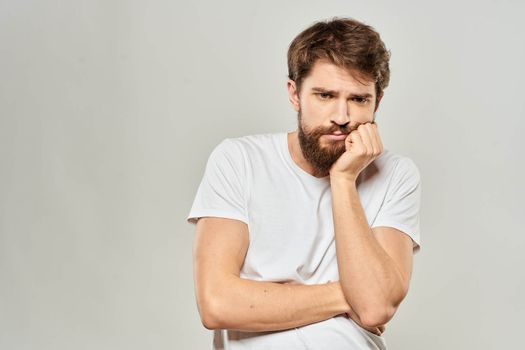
xmin=371 ymin=157 xmax=422 ymax=253
xmin=187 ymin=139 xmax=248 ymax=225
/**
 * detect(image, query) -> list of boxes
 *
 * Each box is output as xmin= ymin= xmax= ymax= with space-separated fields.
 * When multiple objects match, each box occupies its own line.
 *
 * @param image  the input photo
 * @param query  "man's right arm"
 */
xmin=192 ymin=216 xmax=350 ymax=332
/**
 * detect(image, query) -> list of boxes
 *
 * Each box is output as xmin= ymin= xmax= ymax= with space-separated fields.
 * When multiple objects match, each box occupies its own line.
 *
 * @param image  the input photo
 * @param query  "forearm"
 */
xmin=330 ymin=176 xmax=406 ymax=325
xmin=201 ymin=277 xmax=349 ymax=332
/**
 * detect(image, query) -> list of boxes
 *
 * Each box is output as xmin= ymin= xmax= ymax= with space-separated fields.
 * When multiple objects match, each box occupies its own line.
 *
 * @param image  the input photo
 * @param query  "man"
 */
xmin=187 ymin=17 xmax=421 ymax=350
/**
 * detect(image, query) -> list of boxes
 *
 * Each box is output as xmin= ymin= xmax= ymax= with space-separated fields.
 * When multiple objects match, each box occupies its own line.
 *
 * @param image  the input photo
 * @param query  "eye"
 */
xmin=317 ymin=92 xmax=333 ymax=100
xmin=352 ymin=97 xmax=369 ymax=104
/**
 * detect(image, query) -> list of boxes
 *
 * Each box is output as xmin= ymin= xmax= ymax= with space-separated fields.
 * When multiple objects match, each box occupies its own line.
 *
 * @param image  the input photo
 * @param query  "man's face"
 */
xmin=287 ymin=59 xmax=380 ymax=175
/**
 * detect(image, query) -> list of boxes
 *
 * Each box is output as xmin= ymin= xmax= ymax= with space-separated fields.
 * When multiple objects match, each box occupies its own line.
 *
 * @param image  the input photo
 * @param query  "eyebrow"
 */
xmin=311 ymin=87 xmax=373 ymax=99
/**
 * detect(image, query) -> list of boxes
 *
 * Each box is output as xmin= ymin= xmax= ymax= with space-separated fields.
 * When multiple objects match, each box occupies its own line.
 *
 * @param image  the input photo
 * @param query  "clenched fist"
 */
xmin=329 ymin=122 xmax=384 ymax=182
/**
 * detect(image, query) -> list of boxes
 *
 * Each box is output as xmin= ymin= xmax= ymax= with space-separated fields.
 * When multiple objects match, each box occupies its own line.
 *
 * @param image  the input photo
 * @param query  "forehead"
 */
xmin=302 ymin=59 xmax=376 ymax=95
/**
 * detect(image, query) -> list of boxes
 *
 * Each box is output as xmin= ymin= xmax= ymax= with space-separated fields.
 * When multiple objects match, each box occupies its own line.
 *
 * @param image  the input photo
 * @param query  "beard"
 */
xmin=297 ymin=111 xmax=352 ymax=176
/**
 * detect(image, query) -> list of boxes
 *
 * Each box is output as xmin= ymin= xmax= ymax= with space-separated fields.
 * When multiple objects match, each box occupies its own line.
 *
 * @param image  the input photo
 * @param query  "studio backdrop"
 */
xmin=1 ymin=1 xmax=524 ymax=349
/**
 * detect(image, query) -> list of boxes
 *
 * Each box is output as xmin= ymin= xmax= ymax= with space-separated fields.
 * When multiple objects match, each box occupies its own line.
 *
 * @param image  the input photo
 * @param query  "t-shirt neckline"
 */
xmin=280 ymin=132 xmax=331 ymax=185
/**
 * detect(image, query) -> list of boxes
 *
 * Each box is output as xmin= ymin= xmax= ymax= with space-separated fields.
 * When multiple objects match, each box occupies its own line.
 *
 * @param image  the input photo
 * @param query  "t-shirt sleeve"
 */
xmin=187 ymin=139 xmax=248 ymax=225
xmin=371 ymin=157 xmax=422 ymax=253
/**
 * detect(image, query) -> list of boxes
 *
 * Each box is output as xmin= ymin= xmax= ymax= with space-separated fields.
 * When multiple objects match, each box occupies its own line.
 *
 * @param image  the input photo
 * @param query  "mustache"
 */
xmin=321 ymin=121 xmax=372 ymax=135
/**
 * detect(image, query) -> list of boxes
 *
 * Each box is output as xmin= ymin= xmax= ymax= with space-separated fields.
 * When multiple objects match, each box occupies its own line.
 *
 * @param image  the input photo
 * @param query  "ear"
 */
xmin=374 ymin=92 xmax=383 ymax=112
xmin=287 ymin=79 xmax=300 ymax=112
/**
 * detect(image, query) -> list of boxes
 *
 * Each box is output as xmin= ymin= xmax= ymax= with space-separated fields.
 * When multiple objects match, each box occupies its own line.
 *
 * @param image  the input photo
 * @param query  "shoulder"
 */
xmin=212 ymin=132 xmax=284 ymax=159
xmin=223 ymin=132 xmax=284 ymax=150
xmin=374 ymin=150 xmax=420 ymax=180
xmin=363 ymin=150 xmax=421 ymax=192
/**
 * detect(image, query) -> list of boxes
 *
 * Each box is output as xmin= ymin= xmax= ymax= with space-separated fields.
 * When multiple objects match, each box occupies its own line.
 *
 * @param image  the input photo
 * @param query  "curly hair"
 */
xmin=287 ymin=17 xmax=391 ymax=101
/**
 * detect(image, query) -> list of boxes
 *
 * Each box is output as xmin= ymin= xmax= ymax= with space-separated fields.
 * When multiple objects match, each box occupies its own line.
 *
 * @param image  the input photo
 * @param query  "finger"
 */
xmin=363 ymin=122 xmax=382 ymax=155
xmin=368 ymin=123 xmax=383 ymax=155
xmin=357 ymin=124 xmax=374 ymax=155
xmin=361 ymin=123 xmax=376 ymax=154
xmin=372 ymin=123 xmax=384 ymax=154
xmin=348 ymin=129 xmax=366 ymax=152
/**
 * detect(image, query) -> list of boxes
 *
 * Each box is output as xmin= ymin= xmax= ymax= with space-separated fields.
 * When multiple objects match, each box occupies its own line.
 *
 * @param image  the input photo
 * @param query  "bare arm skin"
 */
xmin=328 ymin=123 xmax=415 ymax=329
xmin=193 ymin=217 xmax=352 ymax=332
xmin=331 ymin=178 xmax=413 ymax=328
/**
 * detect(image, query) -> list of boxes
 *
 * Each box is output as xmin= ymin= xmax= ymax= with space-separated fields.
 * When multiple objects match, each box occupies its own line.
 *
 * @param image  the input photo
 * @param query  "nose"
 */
xmin=330 ymin=99 xmax=351 ymax=126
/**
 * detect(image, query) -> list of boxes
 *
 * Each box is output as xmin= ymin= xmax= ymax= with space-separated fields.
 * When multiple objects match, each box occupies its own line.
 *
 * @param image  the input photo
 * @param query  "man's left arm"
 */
xmin=329 ymin=122 xmax=416 ymax=329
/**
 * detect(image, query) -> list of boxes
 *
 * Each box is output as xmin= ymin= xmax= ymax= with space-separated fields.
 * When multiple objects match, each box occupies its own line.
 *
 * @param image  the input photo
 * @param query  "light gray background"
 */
xmin=1 ymin=0 xmax=524 ymax=349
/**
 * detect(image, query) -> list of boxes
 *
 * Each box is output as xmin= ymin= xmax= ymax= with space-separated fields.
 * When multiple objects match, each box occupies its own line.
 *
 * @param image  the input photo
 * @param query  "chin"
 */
xmin=320 ymin=141 xmax=345 ymax=152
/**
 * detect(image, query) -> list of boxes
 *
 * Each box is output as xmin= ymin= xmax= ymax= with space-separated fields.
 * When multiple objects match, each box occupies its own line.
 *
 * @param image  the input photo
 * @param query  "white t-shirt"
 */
xmin=187 ymin=132 xmax=422 ymax=350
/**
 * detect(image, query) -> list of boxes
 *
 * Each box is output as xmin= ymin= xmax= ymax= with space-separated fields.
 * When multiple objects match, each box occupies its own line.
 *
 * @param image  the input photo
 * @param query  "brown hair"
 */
xmin=287 ymin=17 xmax=391 ymax=100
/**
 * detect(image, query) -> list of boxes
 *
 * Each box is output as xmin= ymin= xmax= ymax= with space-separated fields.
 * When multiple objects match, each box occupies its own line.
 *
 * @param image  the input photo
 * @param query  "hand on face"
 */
xmin=329 ymin=122 xmax=384 ymax=181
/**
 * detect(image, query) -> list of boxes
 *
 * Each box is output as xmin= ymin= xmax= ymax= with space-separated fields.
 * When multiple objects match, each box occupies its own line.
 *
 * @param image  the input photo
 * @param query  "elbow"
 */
xmin=196 ymin=274 xmax=240 ymax=330
xmin=196 ymin=288 xmax=228 ymax=330
xmin=358 ymin=304 xmax=397 ymax=329
xmin=198 ymin=297 xmax=224 ymax=330
xmin=199 ymin=306 xmax=220 ymax=331
xmin=349 ymin=282 xmax=408 ymax=328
